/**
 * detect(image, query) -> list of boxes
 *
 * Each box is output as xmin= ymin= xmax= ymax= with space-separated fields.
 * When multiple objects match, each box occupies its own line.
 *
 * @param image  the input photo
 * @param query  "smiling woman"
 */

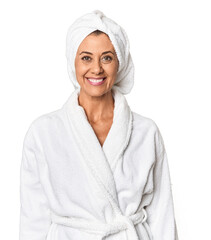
xmin=19 ymin=10 xmax=179 ymax=240
xmin=73 ymin=31 xmax=120 ymax=145
xmin=75 ymin=32 xmax=119 ymax=96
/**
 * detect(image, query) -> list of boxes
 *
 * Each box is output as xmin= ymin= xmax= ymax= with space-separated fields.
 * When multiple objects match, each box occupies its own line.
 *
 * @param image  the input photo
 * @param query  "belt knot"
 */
xmin=50 ymin=207 xmax=147 ymax=239
xmin=112 ymin=208 xmax=147 ymax=239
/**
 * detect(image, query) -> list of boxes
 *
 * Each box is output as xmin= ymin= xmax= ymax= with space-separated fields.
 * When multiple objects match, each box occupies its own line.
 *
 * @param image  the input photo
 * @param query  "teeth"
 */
xmin=87 ymin=78 xmax=104 ymax=83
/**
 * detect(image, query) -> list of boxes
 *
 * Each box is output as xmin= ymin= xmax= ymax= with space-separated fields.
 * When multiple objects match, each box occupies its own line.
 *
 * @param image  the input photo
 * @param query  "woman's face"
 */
xmin=74 ymin=33 xmax=119 ymax=97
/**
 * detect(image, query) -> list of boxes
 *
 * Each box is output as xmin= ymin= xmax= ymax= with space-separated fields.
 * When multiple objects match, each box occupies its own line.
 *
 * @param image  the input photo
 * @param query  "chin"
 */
xmin=81 ymin=86 xmax=112 ymax=98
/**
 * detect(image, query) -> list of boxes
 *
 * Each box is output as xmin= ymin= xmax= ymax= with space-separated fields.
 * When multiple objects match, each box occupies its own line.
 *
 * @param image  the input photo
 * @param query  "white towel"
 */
xmin=66 ymin=10 xmax=134 ymax=95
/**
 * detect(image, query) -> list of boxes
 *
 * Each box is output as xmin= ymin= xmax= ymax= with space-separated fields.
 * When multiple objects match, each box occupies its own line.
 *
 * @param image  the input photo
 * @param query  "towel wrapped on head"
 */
xmin=66 ymin=10 xmax=134 ymax=95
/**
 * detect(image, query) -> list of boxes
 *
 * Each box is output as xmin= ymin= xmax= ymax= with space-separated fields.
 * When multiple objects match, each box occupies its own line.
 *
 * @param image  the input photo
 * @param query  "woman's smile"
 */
xmin=86 ymin=77 xmax=107 ymax=86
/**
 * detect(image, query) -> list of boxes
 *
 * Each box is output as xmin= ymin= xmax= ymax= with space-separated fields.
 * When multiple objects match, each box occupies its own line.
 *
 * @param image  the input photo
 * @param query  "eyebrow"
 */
xmin=79 ymin=51 xmax=115 ymax=55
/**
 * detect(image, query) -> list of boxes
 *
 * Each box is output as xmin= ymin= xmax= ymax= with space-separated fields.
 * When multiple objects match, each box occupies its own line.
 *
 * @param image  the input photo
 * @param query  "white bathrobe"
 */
xmin=19 ymin=88 xmax=178 ymax=240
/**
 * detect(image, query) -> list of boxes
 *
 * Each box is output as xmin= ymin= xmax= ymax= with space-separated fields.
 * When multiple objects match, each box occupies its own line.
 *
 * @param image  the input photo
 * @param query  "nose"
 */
xmin=91 ymin=59 xmax=104 ymax=74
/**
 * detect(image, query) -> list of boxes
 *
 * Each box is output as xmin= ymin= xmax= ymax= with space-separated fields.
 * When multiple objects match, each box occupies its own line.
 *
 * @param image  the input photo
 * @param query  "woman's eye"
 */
xmin=81 ymin=56 xmax=91 ymax=61
xmin=102 ymin=56 xmax=112 ymax=62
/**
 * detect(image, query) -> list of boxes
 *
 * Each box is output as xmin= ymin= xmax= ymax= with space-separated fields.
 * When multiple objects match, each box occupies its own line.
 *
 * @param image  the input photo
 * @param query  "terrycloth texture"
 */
xmin=19 ymin=89 xmax=179 ymax=240
xmin=50 ymin=207 xmax=148 ymax=238
xmin=56 ymin=88 xmax=147 ymax=240
xmin=66 ymin=10 xmax=134 ymax=95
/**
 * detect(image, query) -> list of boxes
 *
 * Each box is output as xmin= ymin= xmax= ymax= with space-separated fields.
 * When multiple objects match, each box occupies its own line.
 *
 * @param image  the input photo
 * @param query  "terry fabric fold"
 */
xmin=63 ymin=87 xmax=132 ymax=211
xmin=66 ymin=10 xmax=135 ymax=95
xmin=61 ymin=87 xmax=150 ymax=239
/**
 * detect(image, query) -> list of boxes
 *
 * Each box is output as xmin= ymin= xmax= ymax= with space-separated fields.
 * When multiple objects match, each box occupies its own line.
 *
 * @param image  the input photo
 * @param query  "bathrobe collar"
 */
xmin=62 ymin=87 xmax=133 ymax=212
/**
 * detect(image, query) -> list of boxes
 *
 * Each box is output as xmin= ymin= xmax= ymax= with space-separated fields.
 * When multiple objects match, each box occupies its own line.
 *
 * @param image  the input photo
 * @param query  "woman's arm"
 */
xmin=145 ymin=125 xmax=179 ymax=240
xmin=19 ymin=124 xmax=52 ymax=240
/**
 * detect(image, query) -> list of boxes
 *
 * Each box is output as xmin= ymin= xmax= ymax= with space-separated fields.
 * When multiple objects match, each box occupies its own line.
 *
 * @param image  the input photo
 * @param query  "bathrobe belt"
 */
xmin=50 ymin=208 xmax=148 ymax=239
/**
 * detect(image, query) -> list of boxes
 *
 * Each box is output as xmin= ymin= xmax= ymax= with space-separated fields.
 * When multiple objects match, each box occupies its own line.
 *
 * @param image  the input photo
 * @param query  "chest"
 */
xmin=89 ymin=118 xmax=113 ymax=146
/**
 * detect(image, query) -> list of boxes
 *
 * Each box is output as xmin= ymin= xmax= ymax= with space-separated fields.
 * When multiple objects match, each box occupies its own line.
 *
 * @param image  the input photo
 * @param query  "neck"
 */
xmin=78 ymin=89 xmax=114 ymax=123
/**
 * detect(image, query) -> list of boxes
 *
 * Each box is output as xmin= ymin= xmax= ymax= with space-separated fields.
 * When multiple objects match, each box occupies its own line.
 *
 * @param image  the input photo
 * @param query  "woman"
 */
xmin=19 ymin=10 xmax=179 ymax=240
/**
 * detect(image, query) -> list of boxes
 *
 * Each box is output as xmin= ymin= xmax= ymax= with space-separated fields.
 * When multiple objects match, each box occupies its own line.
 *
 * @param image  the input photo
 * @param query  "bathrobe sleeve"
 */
xmin=145 ymin=125 xmax=179 ymax=240
xmin=19 ymin=124 xmax=51 ymax=240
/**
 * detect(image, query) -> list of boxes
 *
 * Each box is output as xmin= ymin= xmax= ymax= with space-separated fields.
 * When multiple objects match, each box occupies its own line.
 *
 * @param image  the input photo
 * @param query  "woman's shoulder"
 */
xmin=25 ymin=108 xmax=65 ymax=135
xmin=132 ymin=111 xmax=160 ymax=134
xmin=131 ymin=111 xmax=165 ymax=148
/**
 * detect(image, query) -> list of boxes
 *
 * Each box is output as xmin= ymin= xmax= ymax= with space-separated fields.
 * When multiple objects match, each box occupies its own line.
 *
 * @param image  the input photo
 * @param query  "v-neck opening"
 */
xmin=63 ymin=87 xmax=133 ymax=173
xmin=76 ymin=89 xmax=115 ymax=151
xmin=77 ymin=104 xmax=113 ymax=151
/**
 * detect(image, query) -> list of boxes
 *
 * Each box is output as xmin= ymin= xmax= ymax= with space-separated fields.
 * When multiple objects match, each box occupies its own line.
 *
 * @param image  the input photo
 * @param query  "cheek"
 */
xmin=75 ymin=63 xmax=88 ymax=76
xmin=105 ymin=64 xmax=118 ymax=77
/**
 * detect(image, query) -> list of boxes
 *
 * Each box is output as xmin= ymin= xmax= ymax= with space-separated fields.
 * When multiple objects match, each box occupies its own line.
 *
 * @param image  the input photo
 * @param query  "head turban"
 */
xmin=66 ymin=10 xmax=134 ymax=95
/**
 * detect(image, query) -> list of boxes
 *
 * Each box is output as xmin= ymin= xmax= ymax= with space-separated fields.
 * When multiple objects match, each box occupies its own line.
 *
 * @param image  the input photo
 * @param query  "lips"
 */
xmin=86 ymin=77 xmax=107 ymax=86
